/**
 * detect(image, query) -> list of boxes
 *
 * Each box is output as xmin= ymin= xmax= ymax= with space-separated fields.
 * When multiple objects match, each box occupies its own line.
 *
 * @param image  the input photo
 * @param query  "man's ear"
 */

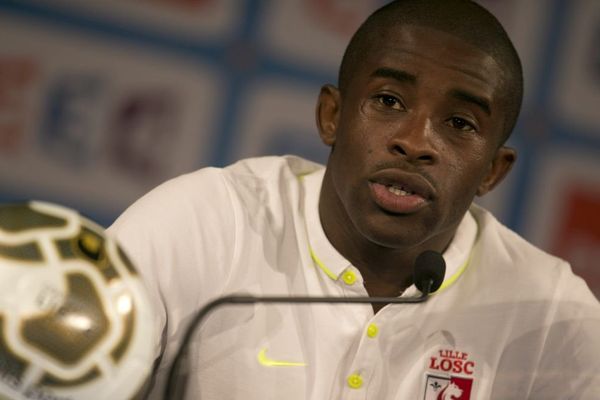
xmin=316 ymin=84 xmax=341 ymax=146
xmin=476 ymin=146 xmax=517 ymax=196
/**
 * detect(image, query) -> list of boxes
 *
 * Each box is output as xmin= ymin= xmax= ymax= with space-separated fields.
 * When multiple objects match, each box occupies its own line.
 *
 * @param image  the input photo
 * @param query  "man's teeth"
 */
xmin=387 ymin=185 xmax=413 ymax=196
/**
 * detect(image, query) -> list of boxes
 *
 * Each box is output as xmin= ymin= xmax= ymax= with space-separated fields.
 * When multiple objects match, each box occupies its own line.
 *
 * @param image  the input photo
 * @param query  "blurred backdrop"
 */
xmin=0 ymin=0 xmax=598 ymax=297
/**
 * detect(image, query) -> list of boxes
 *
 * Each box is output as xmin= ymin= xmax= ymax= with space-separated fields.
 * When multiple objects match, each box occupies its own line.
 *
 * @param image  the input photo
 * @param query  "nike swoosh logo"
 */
xmin=257 ymin=347 xmax=307 ymax=367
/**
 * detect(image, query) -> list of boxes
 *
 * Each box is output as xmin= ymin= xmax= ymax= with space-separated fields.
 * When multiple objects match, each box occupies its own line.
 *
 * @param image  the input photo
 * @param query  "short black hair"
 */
xmin=338 ymin=0 xmax=523 ymax=142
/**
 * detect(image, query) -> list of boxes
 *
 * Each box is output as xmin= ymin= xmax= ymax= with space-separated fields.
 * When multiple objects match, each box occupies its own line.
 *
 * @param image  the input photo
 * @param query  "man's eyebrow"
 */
xmin=449 ymin=89 xmax=491 ymax=115
xmin=370 ymin=67 xmax=417 ymax=84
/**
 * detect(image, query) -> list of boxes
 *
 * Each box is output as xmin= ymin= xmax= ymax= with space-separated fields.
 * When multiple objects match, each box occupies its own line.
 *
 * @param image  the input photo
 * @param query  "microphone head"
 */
xmin=413 ymin=250 xmax=446 ymax=293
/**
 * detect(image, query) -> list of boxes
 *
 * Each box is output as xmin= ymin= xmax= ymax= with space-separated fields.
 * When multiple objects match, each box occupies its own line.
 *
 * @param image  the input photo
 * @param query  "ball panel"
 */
xmin=0 ymin=317 xmax=29 ymax=381
xmin=0 ymin=205 xmax=67 ymax=232
xmin=0 ymin=243 xmax=43 ymax=262
xmin=53 ymin=239 xmax=75 ymax=260
xmin=21 ymin=273 xmax=109 ymax=366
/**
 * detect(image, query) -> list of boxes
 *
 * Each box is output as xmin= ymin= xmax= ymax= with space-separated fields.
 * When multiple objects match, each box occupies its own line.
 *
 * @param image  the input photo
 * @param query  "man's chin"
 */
xmin=359 ymin=224 xmax=430 ymax=251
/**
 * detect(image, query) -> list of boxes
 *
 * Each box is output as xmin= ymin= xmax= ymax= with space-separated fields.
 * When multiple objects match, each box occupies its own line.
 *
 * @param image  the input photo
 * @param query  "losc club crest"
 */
xmin=423 ymin=348 xmax=475 ymax=399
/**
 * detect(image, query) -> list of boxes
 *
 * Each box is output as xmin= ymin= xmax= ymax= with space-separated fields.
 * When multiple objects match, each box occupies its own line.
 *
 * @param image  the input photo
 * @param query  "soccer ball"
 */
xmin=0 ymin=201 xmax=155 ymax=399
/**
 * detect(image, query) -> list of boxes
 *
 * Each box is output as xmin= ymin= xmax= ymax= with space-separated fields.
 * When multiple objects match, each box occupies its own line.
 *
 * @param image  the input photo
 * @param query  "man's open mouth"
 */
xmin=386 ymin=184 xmax=416 ymax=196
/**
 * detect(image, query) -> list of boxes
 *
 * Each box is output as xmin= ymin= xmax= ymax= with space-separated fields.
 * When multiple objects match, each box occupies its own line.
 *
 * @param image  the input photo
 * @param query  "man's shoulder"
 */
xmin=224 ymin=155 xmax=324 ymax=181
xmin=111 ymin=155 xmax=324 ymax=234
xmin=469 ymin=204 xmax=598 ymax=305
xmin=470 ymin=203 xmax=564 ymax=268
xmin=219 ymin=155 xmax=324 ymax=203
xmin=139 ymin=155 xmax=324 ymax=201
xmin=469 ymin=204 xmax=573 ymax=291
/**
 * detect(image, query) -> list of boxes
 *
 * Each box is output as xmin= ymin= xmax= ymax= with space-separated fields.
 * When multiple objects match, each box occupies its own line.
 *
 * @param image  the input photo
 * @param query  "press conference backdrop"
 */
xmin=0 ymin=0 xmax=598 ymax=297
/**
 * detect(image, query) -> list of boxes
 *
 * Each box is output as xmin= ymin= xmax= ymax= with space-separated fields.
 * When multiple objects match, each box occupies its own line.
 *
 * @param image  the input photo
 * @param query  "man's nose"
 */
xmin=386 ymin=115 xmax=439 ymax=164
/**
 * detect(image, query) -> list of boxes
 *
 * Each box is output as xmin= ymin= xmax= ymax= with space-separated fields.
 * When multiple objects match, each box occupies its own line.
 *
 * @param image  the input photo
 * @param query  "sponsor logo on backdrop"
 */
xmin=0 ymin=15 xmax=220 ymax=215
xmin=41 ymin=75 xmax=105 ymax=166
xmin=423 ymin=348 xmax=475 ymax=399
xmin=551 ymin=186 xmax=600 ymax=298
xmin=0 ymin=58 xmax=38 ymax=153
xmin=108 ymin=91 xmax=180 ymax=181
xmin=40 ymin=72 xmax=182 ymax=179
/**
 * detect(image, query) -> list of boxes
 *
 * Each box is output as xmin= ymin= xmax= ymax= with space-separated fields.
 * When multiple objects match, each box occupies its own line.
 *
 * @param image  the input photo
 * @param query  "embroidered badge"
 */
xmin=423 ymin=349 xmax=474 ymax=399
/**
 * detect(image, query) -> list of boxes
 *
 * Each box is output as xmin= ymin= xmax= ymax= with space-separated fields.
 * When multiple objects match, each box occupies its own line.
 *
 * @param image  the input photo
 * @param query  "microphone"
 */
xmin=164 ymin=250 xmax=446 ymax=399
xmin=414 ymin=250 xmax=446 ymax=293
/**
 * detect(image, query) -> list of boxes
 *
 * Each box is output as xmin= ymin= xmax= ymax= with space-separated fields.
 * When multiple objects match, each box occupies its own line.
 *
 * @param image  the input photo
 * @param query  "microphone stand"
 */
xmin=164 ymin=280 xmax=434 ymax=400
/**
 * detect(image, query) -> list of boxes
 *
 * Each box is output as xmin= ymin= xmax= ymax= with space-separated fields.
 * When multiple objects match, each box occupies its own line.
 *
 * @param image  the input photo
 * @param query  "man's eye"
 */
xmin=449 ymin=116 xmax=476 ymax=132
xmin=376 ymin=95 xmax=403 ymax=110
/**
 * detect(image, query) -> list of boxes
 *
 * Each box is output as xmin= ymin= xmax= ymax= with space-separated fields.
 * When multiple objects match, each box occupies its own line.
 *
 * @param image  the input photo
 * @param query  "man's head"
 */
xmin=339 ymin=0 xmax=523 ymax=143
xmin=316 ymin=0 xmax=521 ymax=258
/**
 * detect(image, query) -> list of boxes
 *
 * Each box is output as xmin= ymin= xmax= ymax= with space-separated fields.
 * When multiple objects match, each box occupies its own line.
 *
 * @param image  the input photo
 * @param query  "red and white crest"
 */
xmin=424 ymin=374 xmax=473 ymax=400
xmin=423 ymin=348 xmax=475 ymax=399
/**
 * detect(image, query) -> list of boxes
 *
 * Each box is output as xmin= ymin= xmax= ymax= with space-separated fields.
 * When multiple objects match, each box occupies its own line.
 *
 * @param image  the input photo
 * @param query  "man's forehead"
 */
xmin=361 ymin=25 xmax=507 ymax=92
xmin=366 ymin=3 xmax=511 ymax=61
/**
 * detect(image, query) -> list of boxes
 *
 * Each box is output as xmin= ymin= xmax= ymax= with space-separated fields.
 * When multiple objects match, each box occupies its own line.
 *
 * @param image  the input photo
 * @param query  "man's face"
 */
xmin=318 ymin=24 xmax=515 ymax=251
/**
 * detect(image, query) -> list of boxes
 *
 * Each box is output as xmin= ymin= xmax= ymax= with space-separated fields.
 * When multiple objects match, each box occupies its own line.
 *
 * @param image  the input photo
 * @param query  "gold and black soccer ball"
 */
xmin=0 ymin=201 xmax=155 ymax=399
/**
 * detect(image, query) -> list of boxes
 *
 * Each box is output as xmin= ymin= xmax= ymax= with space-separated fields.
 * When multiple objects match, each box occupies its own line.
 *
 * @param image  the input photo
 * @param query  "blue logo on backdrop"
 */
xmin=41 ymin=75 xmax=104 ymax=167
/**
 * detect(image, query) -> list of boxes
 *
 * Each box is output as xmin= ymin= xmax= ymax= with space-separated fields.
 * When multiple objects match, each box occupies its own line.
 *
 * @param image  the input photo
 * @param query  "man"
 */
xmin=109 ymin=1 xmax=600 ymax=399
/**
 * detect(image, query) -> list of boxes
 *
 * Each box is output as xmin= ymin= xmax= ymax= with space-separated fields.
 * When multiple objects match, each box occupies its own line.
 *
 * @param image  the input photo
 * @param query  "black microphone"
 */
xmin=164 ymin=250 xmax=446 ymax=399
xmin=413 ymin=250 xmax=446 ymax=293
